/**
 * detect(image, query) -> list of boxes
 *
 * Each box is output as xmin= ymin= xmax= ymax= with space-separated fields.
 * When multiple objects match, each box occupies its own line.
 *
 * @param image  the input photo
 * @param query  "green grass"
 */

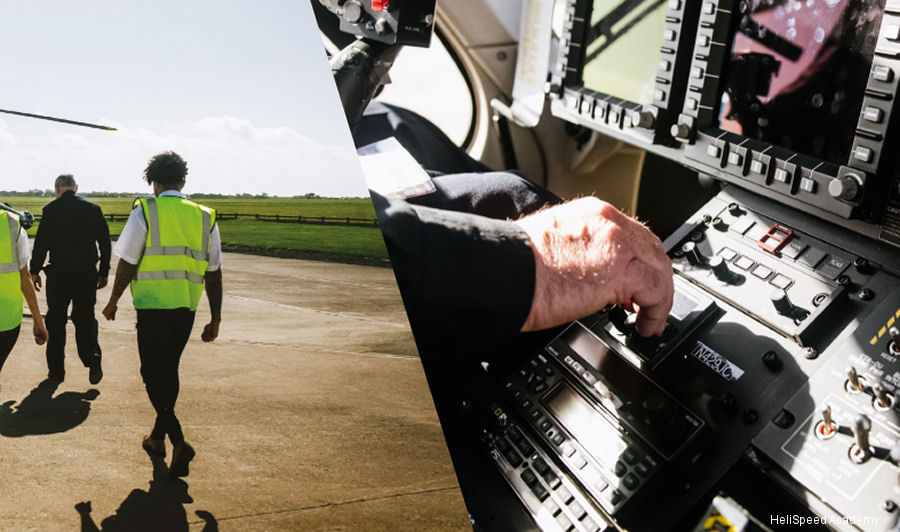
xmin=2 ymin=196 xmax=387 ymax=265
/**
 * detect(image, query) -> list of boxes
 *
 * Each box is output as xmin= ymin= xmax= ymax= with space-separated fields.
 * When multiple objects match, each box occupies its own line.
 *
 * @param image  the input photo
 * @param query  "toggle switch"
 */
xmin=607 ymin=306 xmax=630 ymax=335
xmin=874 ymin=384 xmax=894 ymax=410
xmin=708 ymin=256 xmax=731 ymax=282
xmin=816 ymin=405 xmax=837 ymax=439
xmin=891 ymin=327 xmax=900 ymax=354
xmin=847 ymin=366 xmax=865 ymax=393
xmin=850 ymin=414 xmax=873 ymax=463
xmin=682 ymin=241 xmax=706 ymax=265
xmin=770 ymin=289 xmax=795 ymax=316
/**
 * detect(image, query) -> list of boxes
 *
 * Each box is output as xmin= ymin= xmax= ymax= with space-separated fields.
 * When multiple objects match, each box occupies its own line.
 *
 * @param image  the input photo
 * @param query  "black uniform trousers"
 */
xmin=45 ymin=269 xmax=101 ymax=379
xmin=137 ymin=308 xmax=195 ymax=445
xmin=0 ymin=325 xmax=21 ymax=373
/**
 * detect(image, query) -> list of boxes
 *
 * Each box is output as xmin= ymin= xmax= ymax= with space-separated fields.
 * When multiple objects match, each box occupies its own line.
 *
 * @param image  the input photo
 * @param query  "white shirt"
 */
xmin=114 ymin=190 xmax=222 ymax=271
xmin=16 ymin=228 xmax=30 ymax=270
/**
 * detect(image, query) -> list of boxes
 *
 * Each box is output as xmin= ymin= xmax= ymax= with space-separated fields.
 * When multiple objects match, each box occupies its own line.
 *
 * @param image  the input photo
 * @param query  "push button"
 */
xmin=734 ymin=255 xmax=756 ymax=271
xmin=797 ymin=247 xmax=827 ymax=269
xmin=769 ymin=274 xmax=793 ymax=290
xmin=622 ymin=473 xmax=640 ymax=491
xmin=864 ymin=106 xmax=884 ymax=123
xmin=718 ymin=247 xmax=737 ymax=261
xmin=557 ymin=486 xmax=574 ymax=504
xmin=622 ymin=448 xmax=640 ymax=465
xmin=817 ymin=255 xmax=850 ymax=279
xmin=874 ymin=65 xmax=894 ymax=82
xmin=750 ymin=159 xmax=767 ymax=174
xmin=774 ymin=168 xmax=790 ymax=183
xmin=569 ymin=501 xmax=587 ymax=520
xmin=730 ymin=217 xmax=755 ymax=235
xmin=781 ymin=241 xmax=807 ymax=260
xmin=799 ymin=177 xmax=816 ymax=193
xmin=752 ymin=264 xmax=773 ymax=280
xmin=854 ymin=146 xmax=873 ymax=163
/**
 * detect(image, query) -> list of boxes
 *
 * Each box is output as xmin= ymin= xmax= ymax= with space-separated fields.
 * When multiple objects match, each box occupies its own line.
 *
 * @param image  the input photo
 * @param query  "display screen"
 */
xmin=581 ymin=0 xmax=668 ymax=104
xmin=546 ymin=384 xmax=626 ymax=466
xmin=717 ymin=0 xmax=885 ymax=164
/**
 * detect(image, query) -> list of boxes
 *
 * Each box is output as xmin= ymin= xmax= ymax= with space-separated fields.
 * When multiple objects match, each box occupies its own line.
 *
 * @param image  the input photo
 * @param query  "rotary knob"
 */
xmin=708 ymin=256 xmax=731 ymax=281
xmin=828 ymin=174 xmax=863 ymax=202
xmin=631 ymin=110 xmax=655 ymax=129
xmin=342 ymin=0 xmax=364 ymax=23
xmin=670 ymin=123 xmax=691 ymax=140
xmin=770 ymin=289 xmax=795 ymax=315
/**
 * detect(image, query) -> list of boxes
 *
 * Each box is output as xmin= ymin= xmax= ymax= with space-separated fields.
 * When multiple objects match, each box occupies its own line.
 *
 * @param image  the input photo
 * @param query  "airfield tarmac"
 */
xmin=0 ymin=252 xmax=470 ymax=531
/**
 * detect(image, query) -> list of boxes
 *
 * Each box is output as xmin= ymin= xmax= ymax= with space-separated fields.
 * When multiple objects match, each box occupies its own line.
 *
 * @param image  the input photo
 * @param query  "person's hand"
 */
xmin=515 ymin=196 xmax=673 ymax=336
xmin=102 ymin=301 xmax=117 ymax=321
xmin=31 ymin=273 xmax=41 ymax=292
xmin=201 ymin=320 xmax=220 ymax=342
xmin=97 ymin=277 xmax=108 ymax=290
xmin=33 ymin=321 xmax=48 ymax=345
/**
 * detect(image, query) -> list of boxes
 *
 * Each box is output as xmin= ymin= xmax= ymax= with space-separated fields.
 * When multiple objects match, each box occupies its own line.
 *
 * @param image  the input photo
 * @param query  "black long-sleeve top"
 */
xmin=372 ymin=172 xmax=561 ymax=359
xmin=30 ymin=190 xmax=111 ymax=277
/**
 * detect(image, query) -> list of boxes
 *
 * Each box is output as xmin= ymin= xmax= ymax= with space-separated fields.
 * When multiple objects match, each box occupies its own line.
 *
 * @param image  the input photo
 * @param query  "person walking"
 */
xmin=1 ymin=206 xmax=49 ymax=376
xmin=30 ymin=174 xmax=110 ymax=384
xmin=102 ymin=151 xmax=222 ymax=478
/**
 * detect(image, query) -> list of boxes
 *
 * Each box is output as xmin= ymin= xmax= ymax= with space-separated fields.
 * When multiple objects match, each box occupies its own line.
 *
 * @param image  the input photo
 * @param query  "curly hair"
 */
xmin=144 ymin=151 xmax=188 ymax=185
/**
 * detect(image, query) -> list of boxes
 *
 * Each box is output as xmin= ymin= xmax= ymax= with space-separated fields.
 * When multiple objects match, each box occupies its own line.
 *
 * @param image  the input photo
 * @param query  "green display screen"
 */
xmin=581 ymin=0 xmax=667 ymax=105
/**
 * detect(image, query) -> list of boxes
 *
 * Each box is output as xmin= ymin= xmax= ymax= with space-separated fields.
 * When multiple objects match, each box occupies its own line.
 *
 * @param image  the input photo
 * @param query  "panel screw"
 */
xmin=883 ymin=500 xmax=897 ymax=513
xmin=837 ymin=275 xmax=850 ymax=287
xmin=701 ymin=214 xmax=712 ymax=224
xmin=743 ymin=409 xmax=759 ymax=424
xmin=803 ymin=347 xmax=818 ymax=360
xmin=858 ymin=288 xmax=875 ymax=301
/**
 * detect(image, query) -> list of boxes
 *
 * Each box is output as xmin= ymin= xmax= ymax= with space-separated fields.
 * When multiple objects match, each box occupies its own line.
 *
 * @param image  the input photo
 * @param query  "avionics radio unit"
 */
xmin=483 ymin=322 xmax=707 ymax=531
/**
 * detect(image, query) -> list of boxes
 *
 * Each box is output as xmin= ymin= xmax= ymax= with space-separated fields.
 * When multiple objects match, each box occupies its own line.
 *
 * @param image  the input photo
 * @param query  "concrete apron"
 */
xmin=0 ymin=253 xmax=469 ymax=531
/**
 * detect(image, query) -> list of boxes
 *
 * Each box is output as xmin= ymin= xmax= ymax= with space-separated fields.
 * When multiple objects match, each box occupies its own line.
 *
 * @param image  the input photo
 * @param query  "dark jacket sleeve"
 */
xmin=29 ymin=206 xmax=51 ymax=274
xmin=373 ymin=192 xmax=536 ymax=358
xmin=95 ymin=205 xmax=111 ymax=278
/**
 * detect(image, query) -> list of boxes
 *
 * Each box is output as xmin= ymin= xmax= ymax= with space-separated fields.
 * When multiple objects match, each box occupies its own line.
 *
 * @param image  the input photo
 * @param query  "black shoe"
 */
xmin=169 ymin=441 xmax=195 ymax=478
xmin=142 ymin=435 xmax=166 ymax=458
xmin=89 ymin=362 xmax=103 ymax=385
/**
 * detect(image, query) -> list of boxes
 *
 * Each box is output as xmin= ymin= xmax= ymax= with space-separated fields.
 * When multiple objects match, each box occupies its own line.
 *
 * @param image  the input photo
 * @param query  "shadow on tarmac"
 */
xmin=0 ymin=379 xmax=99 ymax=437
xmin=75 ymin=457 xmax=218 ymax=532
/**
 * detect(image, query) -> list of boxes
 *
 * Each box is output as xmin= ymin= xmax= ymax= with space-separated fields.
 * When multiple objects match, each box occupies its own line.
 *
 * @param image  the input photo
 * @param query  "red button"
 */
xmin=372 ymin=0 xmax=388 ymax=11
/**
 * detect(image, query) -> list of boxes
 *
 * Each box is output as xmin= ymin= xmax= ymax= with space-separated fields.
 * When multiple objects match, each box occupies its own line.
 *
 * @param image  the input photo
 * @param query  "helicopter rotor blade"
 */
xmin=0 ymin=108 xmax=117 ymax=131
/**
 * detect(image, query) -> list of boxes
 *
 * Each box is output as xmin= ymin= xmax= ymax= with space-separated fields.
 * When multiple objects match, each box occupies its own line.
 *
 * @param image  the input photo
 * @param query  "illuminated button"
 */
xmin=654 ymin=89 xmax=667 ymax=101
xmin=557 ymin=486 xmax=574 ymax=504
xmin=706 ymin=144 xmax=721 ymax=157
xmin=531 ymin=482 xmax=549 ymax=501
xmin=718 ymin=247 xmax=737 ymax=261
xmin=691 ymin=67 xmax=704 ymax=79
xmin=687 ymin=98 xmax=699 ymax=111
xmin=582 ymin=372 xmax=597 ymax=385
xmin=728 ymin=152 xmax=743 ymax=166
xmin=730 ymin=218 xmax=755 ymax=235
xmin=750 ymin=159 xmax=767 ymax=174
xmin=634 ymin=461 xmax=651 ymax=477
xmin=734 ymin=255 xmax=756 ymax=271
xmin=659 ymin=59 xmax=671 ymax=71
xmin=561 ymin=443 xmax=576 ymax=457
xmin=774 ymin=168 xmax=790 ymax=183
xmin=664 ymin=29 xmax=676 ymax=41
xmin=874 ymin=65 xmax=894 ymax=82
xmin=864 ymin=106 xmax=884 ymax=123
xmin=539 ymin=419 xmax=552 ymax=432
xmin=797 ymin=247 xmax=827 ymax=269
xmin=698 ymin=35 xmax=710 ymax=47
xmin=752 ymin=264 xmax=773 ymax=280
xmin=668 ymin=0 xmax=681 ymax=8
xmin=702 ymin=2 xmax=716 ymax=14
xmin=595 ymin=478 xmax=609 ymax=492
xmin=582 ymin=516 xmax=599 ymax=530
xmin=622 ymin=448 xmax=640 ymax=465
xmin=371 ymin=0 xmax=388 ymax=11
xmin=885 ymin=24 xmax=900 ymax=41
xmin=781 ymin=241 xmax=807 ymax=260
xmin=551 ymin=433 xmax=565 ymax=446
xmin=769 ymin=274 xmax=793 ymax=290
xmin=800 ymin=177 xmax=816 ymax=193
xmin=854 ymin=146 xmax=873 ymax=163
xmin=609 ymin=111 xmax=619 ymax=123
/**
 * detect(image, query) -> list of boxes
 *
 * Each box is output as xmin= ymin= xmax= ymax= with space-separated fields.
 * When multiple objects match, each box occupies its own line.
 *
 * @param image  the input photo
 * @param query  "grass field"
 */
xmin=0 ymin=196 xmax=388 ymax=265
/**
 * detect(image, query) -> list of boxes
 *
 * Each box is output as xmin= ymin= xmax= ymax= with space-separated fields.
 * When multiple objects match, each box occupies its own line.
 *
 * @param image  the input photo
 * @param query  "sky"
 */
xmin=0 ymin=1 xmax=367 ymax=197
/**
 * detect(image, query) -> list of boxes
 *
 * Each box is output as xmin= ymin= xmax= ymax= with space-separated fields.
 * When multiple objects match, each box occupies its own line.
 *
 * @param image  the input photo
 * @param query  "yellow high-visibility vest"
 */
xmin=130 ymin=196 xmax=215 ymax=311
xmin=0 ymin=211 xmax=23 ymax=331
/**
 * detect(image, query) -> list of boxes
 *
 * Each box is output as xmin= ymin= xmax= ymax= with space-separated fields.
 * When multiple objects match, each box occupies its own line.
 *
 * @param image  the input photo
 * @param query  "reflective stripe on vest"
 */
xmin=0 ymin=211 xmax=23 ymax=331
xmin=130 ymin=196 xmax=214 ymax=311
